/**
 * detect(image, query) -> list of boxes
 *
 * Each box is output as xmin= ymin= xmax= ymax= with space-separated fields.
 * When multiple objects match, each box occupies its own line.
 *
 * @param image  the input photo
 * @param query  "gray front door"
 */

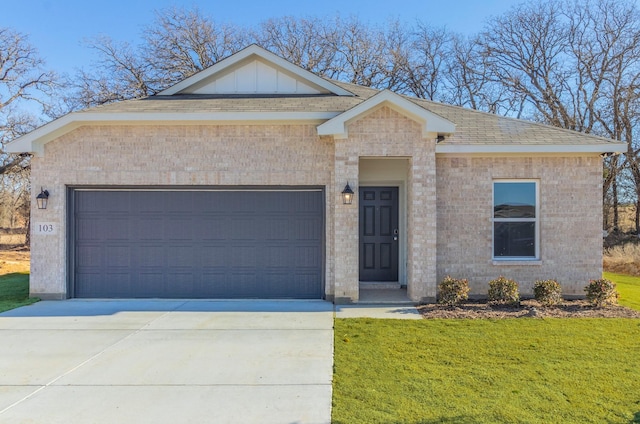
xmin=71 ymin=189 xmax=324 ymax=299
xmin=359 ymin=187 xmax=399 ymax=282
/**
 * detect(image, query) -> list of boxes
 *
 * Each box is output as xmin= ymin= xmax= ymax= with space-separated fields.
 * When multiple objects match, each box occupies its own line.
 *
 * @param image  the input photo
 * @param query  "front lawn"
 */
xmin=333 ymin=318 xmax=640 ymax=423
xmin=605 ymin=272 xmax=640 ymax=311
xmin=0 ymin=272 xmax=38 ymax=313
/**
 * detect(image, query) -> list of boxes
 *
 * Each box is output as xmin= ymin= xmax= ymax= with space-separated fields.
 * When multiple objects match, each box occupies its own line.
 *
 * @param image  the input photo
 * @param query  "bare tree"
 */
xmin=0 ymin=27 xmax=58 ymax=244
xmin=442 ymin=34 xmax=525 ymax=115
xmin=67 ymin=36 xmax=154 ymax=109
xmin=324 ymin=16 xmax=388 ymax=87
xmin=67 ymin=7 xmax=248 ymax=108
xmin=478 ymin=0 xmax=640 ymax=231
xmin=480 ymin=1 xmax=577 ymax=127
xmin=374 ymin=19 xmax=413 ymax=93
xmin=403 ymin=22 xmax=450 ymax=101
xmin=143 ymin=7 xmax=248 ymax=86
xmin=256 ymin=16 xmax=408 ymax=90
xmin=566 ymin=0 xmax=640 ymax=231
xmin=255 ymin=16 xmax=340 ymax=77
xmin=0 ymin=27 xmax=56 ymax=173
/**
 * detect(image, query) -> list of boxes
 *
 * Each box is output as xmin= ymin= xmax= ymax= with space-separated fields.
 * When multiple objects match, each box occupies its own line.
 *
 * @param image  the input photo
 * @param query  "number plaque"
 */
xmin=34 ymin=223 xmax=57 ymax=235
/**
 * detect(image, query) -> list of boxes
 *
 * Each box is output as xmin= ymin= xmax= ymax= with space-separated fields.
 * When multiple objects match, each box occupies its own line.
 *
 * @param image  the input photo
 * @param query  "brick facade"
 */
xmin=436 ymin=155 xmax=603 ymax=297
xmin=30 ymin=124 xmax=336 ymax=299
xmin=29 ymin=116 xmax=604 ymax=301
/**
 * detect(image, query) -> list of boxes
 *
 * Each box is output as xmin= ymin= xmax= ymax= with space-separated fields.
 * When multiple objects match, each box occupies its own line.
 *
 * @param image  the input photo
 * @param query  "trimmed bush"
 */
xmin=488 ymin=276 xmax=520 ymax=304
xmin=438 ymin=276 xmax=470 ymax=306
xmin=533 ymin=279 xmax=563 ymax=306
xmin=585 ymin=278 xmax=619 ymax=307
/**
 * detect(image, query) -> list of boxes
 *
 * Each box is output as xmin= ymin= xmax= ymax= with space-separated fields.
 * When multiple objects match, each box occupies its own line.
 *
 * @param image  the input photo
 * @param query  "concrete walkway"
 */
xmin=334 ymin=304 xmax=422 ymax=319
xmin=0 ymin=300 xmax=334 ymax=424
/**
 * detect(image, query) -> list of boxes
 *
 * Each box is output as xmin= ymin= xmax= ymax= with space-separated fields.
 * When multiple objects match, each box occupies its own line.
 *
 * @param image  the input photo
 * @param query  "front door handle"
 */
xmin=393 ymin=228 xmax=399 ymax=241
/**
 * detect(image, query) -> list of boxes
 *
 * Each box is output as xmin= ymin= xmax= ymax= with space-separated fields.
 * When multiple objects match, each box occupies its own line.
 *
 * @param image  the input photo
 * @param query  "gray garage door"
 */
xmin=72 ymin=189 xmax=324 ymax=299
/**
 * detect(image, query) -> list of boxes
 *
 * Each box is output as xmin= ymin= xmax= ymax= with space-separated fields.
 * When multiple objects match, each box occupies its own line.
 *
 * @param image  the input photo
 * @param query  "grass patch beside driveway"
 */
xmin=605 ymin=272 xmax=640 ymax=311
xmin=333 ymin=318 xmax=640 ymax=423
xmin=0 ymin=272 xmax=38 ymax=313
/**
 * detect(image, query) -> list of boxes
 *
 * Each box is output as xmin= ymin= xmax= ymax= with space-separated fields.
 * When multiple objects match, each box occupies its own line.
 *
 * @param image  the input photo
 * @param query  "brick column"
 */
xmin=333 ymin=141 xmax=359 ymax=303
xmin=406 ymin=143 xmax=438 ymax=303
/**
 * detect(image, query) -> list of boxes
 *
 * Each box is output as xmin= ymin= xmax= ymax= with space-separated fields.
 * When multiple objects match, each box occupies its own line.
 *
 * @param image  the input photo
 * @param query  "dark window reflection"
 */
xmin=494 ymin=182 xmax=536 ymax=218
xmin=494 ymin=222 xmax=536 ymax=257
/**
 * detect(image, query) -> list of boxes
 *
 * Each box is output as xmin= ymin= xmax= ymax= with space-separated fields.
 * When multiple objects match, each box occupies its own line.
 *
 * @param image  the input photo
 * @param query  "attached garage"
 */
xmin=70 ymin=188 xmax=324 ymax=299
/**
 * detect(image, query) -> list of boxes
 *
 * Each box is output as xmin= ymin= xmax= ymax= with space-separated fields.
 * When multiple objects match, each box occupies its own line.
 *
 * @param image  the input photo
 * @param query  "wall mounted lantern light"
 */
xmin=36 ymin=188 xmax=49 ymax=210
xmin=341 ymin=182 xmax=354 ymax=205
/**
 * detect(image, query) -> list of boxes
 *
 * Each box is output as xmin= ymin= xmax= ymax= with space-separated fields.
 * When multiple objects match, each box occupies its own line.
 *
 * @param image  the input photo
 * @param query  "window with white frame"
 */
xmin=493 ymin=180 xmax=539 ymax=259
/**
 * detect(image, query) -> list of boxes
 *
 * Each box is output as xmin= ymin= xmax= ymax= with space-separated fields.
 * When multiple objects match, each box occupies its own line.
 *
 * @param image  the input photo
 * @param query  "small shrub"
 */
xmin=533 ymin=279 xmax=563 ymax=306
xmin=488 ymin=276 xmax=520 ymax=304
xmin=584 ymin=278 xmax=619 ymax=307
xmin=438 ymin=276 xmax=470 ymax=306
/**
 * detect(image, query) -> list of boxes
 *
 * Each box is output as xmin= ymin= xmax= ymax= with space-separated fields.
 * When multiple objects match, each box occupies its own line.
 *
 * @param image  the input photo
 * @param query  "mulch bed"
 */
xmin=418 ymin=299 xmax=640 ymax=319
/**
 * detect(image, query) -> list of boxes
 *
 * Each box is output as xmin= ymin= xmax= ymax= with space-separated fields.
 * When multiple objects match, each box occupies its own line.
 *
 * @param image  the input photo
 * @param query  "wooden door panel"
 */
xmin=359 ymin=187 xmax=399 ymax=281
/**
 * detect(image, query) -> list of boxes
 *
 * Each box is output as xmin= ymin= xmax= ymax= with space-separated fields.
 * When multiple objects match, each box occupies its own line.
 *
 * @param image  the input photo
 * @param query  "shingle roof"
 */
xmin=83 ymin=93 xmax=363 ymax=114
xmin=84 ymin=78 xmax=620 ymax=147
xmin=330 ymin=80 xmax=619 ymax=146
xmin=6 ymin=55 xmax=625 ymax=158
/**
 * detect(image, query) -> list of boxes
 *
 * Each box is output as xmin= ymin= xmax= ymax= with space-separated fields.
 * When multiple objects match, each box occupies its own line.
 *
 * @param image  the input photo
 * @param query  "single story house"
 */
xmin=7 ymin=45 xmax=626 ymax=303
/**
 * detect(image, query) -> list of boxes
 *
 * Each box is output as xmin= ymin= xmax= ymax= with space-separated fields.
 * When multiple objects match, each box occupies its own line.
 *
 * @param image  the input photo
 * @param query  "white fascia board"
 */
xmin=5 ymin=115 xmax=78 ymax=156
xmin=159 ymin=45 xmax=354 ymax=97
xmin=5 ymin=111 xmax=340 ymax=156
xmin=436 ymin=142 xmax=627 ymax=154
xmin=317 ymin=90 xmax=456 ymax=138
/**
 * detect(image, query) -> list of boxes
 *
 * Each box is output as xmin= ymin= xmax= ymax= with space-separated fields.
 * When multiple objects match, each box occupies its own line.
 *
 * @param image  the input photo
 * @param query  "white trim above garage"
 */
xmin=5 ymin=111 xmax=341 ymax=156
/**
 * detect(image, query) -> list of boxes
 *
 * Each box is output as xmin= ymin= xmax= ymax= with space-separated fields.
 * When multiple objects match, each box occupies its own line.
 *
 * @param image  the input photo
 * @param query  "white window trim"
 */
xmin=492 ymin=179 xmax=540 ymax=261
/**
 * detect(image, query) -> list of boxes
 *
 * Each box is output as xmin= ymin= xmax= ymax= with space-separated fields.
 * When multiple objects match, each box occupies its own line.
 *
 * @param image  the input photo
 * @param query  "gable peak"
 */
xmin=158 ymin=44 xmax=353 ymax=97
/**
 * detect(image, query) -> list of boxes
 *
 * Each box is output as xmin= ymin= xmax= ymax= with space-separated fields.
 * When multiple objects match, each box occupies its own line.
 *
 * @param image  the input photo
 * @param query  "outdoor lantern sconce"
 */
xmin=342 ymin=182 xmax=354 ymax=205
xmin=36 ymin=188 xmax=49 ymax=210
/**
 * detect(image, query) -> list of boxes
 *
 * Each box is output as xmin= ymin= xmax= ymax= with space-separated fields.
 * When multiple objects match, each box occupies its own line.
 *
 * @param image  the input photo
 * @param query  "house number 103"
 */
xmin=39 ymin=224 xmax=54 ymax=233
xmin=35 ymin=223 xmax=57 ymax=235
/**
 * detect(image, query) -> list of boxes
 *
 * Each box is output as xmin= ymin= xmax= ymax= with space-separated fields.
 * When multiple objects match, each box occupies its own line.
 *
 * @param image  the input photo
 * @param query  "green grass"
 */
xmin=333 ymin=318 xmax=640 ymax=423
xmin=604 ymin=272 xmax=640 ymax=311
xmin=0 ymin=272 xmax=38 ymax=313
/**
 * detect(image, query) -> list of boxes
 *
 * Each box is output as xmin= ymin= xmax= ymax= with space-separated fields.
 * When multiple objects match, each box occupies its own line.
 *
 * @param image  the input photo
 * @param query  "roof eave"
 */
xmin=435 ymin=143 xmax=627 ymax=155
xmin=4 ymin=111 xmax=341 ymax=156
xmin=317 ymin=90 xmax=456 ymax=138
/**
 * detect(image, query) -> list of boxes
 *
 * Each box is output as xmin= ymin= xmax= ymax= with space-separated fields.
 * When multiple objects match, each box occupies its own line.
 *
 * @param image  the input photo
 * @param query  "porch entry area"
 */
xmin=358 ymin=158 xmax=408 ymax=301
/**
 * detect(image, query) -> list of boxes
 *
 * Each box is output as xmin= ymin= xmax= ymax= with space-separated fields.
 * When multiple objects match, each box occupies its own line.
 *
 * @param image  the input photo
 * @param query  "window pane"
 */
xmin=494 ymin=222 xmax=536 ymax=257
xmin=494 ymin=182 xmax=536 ymax=218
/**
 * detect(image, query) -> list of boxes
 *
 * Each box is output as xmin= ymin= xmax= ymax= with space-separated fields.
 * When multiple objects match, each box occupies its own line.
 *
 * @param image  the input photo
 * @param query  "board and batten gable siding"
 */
xmin=435 ymin=155 xmax=603 ymax=297
xmin=29 ymin=124 xmax=336 ymax=299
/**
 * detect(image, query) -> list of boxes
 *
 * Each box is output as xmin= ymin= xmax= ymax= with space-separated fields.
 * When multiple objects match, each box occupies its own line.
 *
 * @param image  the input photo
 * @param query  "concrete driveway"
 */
xmin=0 ymin=300 xmax=334 ymax=424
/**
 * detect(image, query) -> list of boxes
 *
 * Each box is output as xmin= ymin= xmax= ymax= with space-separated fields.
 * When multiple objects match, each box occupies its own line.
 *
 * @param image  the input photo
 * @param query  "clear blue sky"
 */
xmin=3 ymin=0 xmax=518 ymax=76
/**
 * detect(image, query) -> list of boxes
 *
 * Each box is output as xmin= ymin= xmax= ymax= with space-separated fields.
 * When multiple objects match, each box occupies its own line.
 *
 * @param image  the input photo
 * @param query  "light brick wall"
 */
xmin=30 ymin=117 xmax=602 ymax=302
xmin=435 ymin=155 xmax=603 ymax=297
xmin=335 ymin=106 xmax=437 ymax=302
xmin=30 ymin=124 xmax=335 ymax=298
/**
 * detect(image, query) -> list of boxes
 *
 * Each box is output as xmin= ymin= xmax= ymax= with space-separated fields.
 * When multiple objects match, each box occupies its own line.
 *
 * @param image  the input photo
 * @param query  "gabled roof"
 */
xmin=317 ymin=90 xmax=455 ymax=138
xmin=158 ymin=44 xmax=354 ymax=97
xmin=409 ymin=96 xmax=624 ymax=153
xmin=5 ymin=45 xmax=626 ymax=156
